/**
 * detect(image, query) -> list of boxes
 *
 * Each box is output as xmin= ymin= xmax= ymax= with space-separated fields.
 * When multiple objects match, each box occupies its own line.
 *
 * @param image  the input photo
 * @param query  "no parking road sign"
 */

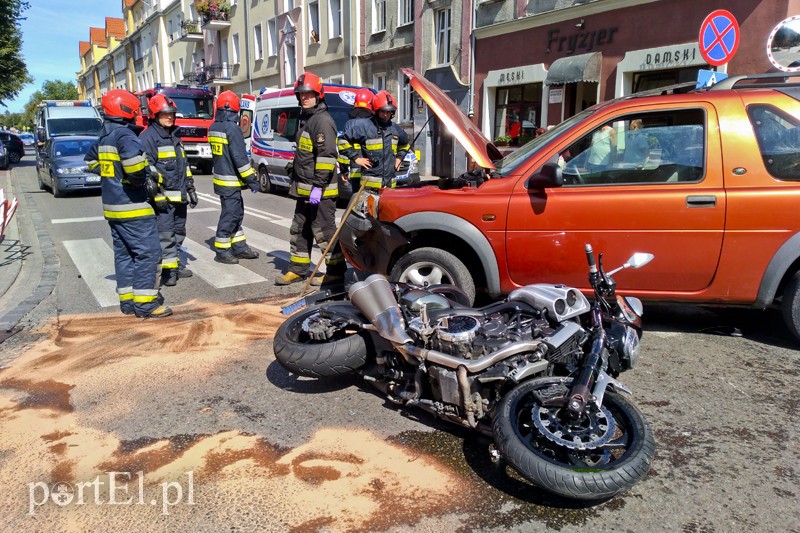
xmin=699 ymin=9 xmax=740 ymax=67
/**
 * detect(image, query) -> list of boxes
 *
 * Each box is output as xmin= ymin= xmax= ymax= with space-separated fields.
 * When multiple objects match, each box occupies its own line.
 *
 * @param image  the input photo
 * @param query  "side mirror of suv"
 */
xmin=526 ymin=162 xmax=564 ymax=190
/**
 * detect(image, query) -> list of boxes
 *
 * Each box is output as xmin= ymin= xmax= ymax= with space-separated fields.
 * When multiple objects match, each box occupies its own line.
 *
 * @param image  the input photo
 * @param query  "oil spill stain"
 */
xmin=99 ymin=433 xmax=211 ymax=477
xmin=0 ymin=378 xmax=74 ymax=412
xmin=386 ymin=429 xmax=622 ymax=531
xmin=41 ymin=430 xmax=74 ymax=442
xmin=290 ymin=515 xmax=336 ymax=533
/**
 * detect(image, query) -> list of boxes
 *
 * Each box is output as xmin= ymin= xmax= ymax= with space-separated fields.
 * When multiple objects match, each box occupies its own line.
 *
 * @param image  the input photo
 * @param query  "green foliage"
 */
xmin=0 ymin=0 xmax=32 ymax=108
xmin=494 ymin=135 xmax=512 ymax=145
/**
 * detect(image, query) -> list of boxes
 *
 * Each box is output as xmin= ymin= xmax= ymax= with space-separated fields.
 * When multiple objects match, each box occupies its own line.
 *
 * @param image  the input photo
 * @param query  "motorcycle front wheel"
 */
xmin=493 ymin=377 xmax=655 ymax=501
xmin=273 ymin=305 xmax=369 ymax=378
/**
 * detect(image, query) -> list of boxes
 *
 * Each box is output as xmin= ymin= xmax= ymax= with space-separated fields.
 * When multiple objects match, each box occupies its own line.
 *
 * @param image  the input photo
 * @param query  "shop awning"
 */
xmin=545 ymin=52 xmax=602 ymax=85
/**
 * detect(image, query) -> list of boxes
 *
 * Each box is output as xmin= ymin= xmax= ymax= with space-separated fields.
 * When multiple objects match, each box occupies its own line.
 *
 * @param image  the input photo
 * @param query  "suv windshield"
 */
xmin=495 ymin=107 xmax=596 ymax=175
xmin=49 ymin=118 xmax=102 ymax=136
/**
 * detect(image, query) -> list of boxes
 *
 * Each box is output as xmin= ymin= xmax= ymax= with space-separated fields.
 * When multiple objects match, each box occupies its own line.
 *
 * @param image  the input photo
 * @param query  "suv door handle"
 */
xmin=686 ymin=195 xmax=717 ymax=207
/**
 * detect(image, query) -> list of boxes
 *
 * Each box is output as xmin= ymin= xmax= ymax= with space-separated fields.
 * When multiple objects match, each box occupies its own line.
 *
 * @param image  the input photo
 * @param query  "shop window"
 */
xmin=632 ymin=68 xmax=702 ymax=93
xmin=493 ymin=84 xmax=542 ymax=144
xmin=561 ymin=108 xmax=706 ymax=186
xmin=747 ymin=104 xmax=800 ymax=180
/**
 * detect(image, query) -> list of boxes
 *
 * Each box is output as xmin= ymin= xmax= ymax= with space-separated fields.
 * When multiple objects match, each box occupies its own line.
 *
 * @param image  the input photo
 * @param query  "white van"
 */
xmin=250 ymin=84 xmax=419 ymax=198
xmin=35 ymin=101 xmax=102 ymax=146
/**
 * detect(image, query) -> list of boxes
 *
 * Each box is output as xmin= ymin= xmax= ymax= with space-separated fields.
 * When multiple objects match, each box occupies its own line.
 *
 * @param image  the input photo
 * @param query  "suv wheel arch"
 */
xmin=393 ymin=211 xmax=502 ymax=297
xmin=756 ymin=232 xmax=800 ymax=306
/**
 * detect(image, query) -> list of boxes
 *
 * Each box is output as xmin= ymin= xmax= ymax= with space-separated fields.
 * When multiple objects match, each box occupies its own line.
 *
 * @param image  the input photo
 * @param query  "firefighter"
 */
xmin=337 ymin=87 xmax=374 ymax=193
xmin=341 ymin=90 xmax=410 ymax=190
xmin=84 ymin=89 xmax=172 ymax=318
xmin=275 ymin=72 xmax=345 ymax=286
xmin=139 ymin=94 xmax=198 ymax=286
xmin=208 ymin=90 xmax=260 ymax=264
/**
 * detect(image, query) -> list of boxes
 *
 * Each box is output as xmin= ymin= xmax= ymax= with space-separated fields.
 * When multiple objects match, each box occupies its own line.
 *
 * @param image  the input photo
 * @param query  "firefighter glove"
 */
xmin=248 ymin=179 xmax=259 ymax=194
xmin=309 ymin=187 xmax=322 ymax=205
xmin=186 ymin=178 xmax=198 ymax=208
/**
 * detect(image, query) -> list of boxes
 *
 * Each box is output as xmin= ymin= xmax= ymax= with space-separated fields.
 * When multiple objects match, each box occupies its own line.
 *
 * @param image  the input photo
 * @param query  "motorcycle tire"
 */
xmin=493 ymin=377 xmax=655 ymax=501
xmin=273 ymin=305 xmax=369 ymax=378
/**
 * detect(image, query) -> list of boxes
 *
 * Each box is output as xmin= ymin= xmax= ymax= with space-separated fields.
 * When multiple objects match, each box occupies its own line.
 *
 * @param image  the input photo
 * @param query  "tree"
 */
xmin=0 ymin=0 xmax=32 ymax=108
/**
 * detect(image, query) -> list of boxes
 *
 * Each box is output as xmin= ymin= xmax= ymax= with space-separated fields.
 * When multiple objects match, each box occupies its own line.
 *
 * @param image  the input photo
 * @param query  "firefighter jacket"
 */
xmin=208 ymin=108 xmax=256 ymax=197
xmin=290 ymin=100 xmax=338 ymax=199
xmin=341 ymin=117 xmax=410 ymax=189
xmin=336 ymin=109 xmax=373 ymax=181
xmin=85 ymin=119 xmax=155 ymax=221
xmin=139 ymin=121 xmax=192 ymax=204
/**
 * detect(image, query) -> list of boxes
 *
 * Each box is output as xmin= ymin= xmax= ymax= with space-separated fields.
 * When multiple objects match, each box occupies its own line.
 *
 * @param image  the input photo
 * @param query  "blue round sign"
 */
xmin=699 ymin=10 xmax=740 ymax=67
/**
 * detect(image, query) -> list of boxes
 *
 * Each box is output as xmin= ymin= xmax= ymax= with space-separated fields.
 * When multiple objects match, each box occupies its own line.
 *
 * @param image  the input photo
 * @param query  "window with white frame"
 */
xmin=435 ymin=8 xmax=451 ymax=65
xmin=308 ymin=1 xmax=320 ymax=43
xmin=399 ymin=0 xmax=413 ymax=26
xmin=178 ymin=58 xmax=184 ymax=81
xmin=283 ymin=0 xmax=293 ymax=12
xmin=171 ymin=61 xmax=177 ymax=81
xmin=268 ymin=19 xmax=278 ymax=56
xmin=254 ymin=23 xmax=264 ymax=60
xmin=399 ymin=73 xmax=413 ymax=123
xmin=329 ymin=0 xmax=342 ymax=38
xmin=373 ymin=73 xmax=386 ymax=91
xmin=329 ymin=74 xmax=344 ymax=84
xmin=232 ymin=33 xmax=240 ymax=64
xmin=373 ymin=0 xmax=386 ymax=32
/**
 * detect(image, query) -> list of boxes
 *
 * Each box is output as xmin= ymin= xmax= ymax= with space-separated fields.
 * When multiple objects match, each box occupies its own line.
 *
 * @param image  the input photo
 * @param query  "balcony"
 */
xmin=205 ymin=64 xmax=232 ymax=84
xmin=179 ymin=20 xmax=203 ymax=42
xmin=200 ymin=14 xmax=230 ymax=32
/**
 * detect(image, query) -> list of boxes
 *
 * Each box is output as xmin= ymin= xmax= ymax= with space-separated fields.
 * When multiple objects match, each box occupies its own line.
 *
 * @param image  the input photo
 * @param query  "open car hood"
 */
xmin=402 ymin=68 xmax=502 ymax=170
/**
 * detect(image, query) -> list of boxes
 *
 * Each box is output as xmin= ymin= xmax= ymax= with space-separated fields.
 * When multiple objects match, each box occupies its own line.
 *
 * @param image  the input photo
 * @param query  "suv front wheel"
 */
xmin=390 ymin=247 xmax=476 ymax=304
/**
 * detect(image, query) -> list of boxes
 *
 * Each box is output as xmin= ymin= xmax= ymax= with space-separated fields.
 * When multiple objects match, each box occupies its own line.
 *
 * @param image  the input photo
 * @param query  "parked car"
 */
xmin=340 ymin=70 xmax=800 ymax=341
xmin=0 ymin=131 xmax=25 ymax=164
xmin=18 ymin=132 xmax=35 ymax=149
xmin=0 ymin=142 xmax=8 ymax=170
xmin=36 ymin=135 xmax=100 ymax=197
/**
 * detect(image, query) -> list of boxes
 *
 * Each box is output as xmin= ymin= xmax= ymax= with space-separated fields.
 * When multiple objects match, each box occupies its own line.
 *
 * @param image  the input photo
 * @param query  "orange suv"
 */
xmin=340 ymin=71 xmax=800 ymax=341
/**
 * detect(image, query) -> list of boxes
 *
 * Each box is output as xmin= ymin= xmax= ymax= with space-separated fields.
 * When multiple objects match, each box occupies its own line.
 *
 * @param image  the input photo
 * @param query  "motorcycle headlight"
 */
xmin=620 ymin=326 xmax=641 ymax=369
xmin=616 ymin=294 xmax=643 ymax=327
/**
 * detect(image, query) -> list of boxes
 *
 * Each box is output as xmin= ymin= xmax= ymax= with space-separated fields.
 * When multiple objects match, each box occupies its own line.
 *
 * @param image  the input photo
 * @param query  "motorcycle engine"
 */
xmin=411 ymin=314 xmax=519 ymax=359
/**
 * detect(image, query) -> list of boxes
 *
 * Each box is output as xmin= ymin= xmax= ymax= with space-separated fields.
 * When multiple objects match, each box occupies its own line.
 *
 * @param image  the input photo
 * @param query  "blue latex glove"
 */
xmin=309 ymin=187 xmax=322 ymax=205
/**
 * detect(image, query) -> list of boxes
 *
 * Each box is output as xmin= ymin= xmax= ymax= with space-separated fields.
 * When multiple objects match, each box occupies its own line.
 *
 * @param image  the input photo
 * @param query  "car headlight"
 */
xmin=56 ymin=166 xmax=85 ymax=175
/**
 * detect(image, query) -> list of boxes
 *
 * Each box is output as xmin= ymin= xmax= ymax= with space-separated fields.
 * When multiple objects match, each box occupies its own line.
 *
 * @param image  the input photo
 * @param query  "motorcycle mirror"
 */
xmin=607 ymin=252 xmax=654 ymax=276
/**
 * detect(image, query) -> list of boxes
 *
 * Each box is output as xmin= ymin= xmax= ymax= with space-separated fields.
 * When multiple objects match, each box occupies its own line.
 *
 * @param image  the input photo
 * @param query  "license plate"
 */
xmin=85 ymin=175 xmax=101 ymax=183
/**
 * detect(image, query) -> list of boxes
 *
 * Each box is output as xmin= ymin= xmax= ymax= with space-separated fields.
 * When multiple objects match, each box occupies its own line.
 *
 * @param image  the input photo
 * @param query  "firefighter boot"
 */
xmin=137 ymin=305 xmax=173 ymax=319
xmin=162 ymin=269 xmax=178 ymax=287
xmin=214 ymin=253 xmax=239 ymax=265
xmin=235 ymin=247 xmax=260 ymax=260
xmin=275 ymin=272 xmax=305 ymax=285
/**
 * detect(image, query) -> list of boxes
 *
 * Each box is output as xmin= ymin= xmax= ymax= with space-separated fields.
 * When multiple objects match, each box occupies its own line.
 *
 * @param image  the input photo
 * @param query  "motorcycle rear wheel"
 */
xmin=493 ymin=377 xmax=655 ymax=501
xmin=273 ymin=305 xmax=369 ymax=378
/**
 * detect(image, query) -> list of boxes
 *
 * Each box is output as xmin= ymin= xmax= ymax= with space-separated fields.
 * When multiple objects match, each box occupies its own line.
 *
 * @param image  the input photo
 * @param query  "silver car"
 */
xmin=36 ymin=135 xmax=100 ymax=197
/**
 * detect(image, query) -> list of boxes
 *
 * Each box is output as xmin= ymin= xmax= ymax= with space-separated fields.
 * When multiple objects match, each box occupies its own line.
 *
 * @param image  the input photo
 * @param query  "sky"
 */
xmin=7 ymin=0 xmax=123 ymax=113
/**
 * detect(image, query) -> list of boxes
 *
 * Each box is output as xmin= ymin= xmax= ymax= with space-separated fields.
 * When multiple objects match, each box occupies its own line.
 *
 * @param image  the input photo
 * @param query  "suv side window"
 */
xmin=271 ymin=107 xmax=299 ymax=143
xmin=747 ymin=104 xmax=800 ymax=180
xmin=562 ymin=109 xmax=705 ymax=186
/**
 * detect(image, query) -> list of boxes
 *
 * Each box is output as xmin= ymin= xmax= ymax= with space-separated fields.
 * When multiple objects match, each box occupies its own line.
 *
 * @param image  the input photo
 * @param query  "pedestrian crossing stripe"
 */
xmin=62 ymin=239 xmax=120 ymax=308
xmin=51 ymin=208 xmax=218 ymax=224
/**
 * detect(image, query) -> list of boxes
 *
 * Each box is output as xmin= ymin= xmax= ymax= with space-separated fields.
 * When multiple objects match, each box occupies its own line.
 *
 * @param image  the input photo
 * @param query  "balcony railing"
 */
xmin=205 ymin=64 xmax=232 ymax=83
xmin=180 ymin=20 xmax=203 ymax=41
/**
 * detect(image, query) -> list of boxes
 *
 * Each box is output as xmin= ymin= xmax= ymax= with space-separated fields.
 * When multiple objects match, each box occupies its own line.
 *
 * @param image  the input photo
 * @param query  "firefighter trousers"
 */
xmin=109 ymin=217 xmax=163 ymax=316
xmin=288 ymin=197 xmax=346 ymax=276
xmin=214 ymin=191 xmax=248 ymax=257
xmin=157 ymin=202 xmax=188 ymax=271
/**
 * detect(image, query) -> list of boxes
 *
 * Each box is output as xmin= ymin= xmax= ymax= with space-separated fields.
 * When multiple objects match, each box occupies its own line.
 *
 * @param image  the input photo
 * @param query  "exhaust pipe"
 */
xmin=349 ymin=275 xmax=413 ymax=345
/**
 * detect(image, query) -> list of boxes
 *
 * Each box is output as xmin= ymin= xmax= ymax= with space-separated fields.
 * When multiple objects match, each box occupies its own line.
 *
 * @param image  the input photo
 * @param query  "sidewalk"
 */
xmin=0 ymin=166 xmax=57 ymax=343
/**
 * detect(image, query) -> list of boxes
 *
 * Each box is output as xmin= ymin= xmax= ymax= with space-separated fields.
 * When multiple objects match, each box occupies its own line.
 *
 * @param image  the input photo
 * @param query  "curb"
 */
xmin=0 ymin=166 xmax=60 ymax=340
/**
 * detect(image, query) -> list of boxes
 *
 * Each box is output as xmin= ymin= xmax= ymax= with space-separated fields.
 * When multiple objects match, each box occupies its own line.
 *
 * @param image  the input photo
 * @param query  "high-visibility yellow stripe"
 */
xmin=104 ymin=207 xmax=156 ymax=219
xmin=290 ymin=255 xmax=311 ymax=264
xmin=99 ymin=152 xmax=121 ymax=161
xmin=213 ymin=178 xmax=244 ymax=187
xmin=133 ymin=294 xmax=159 ymax=303
xmin=123 ymin=160 xmax=147 ymax=173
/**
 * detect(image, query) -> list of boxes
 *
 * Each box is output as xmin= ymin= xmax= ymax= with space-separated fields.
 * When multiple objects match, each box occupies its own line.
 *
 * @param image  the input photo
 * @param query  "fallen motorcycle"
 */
xmin=273 ymin=244 xmax=656 ymax=500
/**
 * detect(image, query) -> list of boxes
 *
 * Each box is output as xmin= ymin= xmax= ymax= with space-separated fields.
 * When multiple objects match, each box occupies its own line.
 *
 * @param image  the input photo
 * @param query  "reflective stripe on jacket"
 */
xmin=209 ymin=108 xmax=256 ymax=195
xmin=85 ymin=120 xmax=155 ymax=221
xmin=342 ymin=117 xmax=410 ymax=189
xmin=139 ymin=122 xmax=192 ymax=204
xmin=290 ymin=101 xmax=338 ymax=199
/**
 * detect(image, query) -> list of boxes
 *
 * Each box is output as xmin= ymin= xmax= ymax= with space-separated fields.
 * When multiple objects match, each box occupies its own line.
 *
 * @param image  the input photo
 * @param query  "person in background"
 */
xmin=208 ymin=90 xmax=260 ymax=264
xmin=622 ymin=119 xmax=650 ymax=166
xmin=340 ymin=90 xmax=410 ymax=191
xmin=139 ymin=94 xmax=197 ymax=286
xmin=275 ymin=72 xmax=345 ymax=287
xmin=337 ymin=87 xmax=375 ymax=193
xmin=84 ymin=89 xmax=171 ymax=318
xmin=587 ymin=122 xmax=617 ymax=172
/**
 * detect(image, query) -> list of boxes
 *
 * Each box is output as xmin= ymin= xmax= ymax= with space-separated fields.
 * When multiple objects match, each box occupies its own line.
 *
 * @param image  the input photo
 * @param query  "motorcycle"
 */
xmin=273 ymin=244 xmax=656 ymax=501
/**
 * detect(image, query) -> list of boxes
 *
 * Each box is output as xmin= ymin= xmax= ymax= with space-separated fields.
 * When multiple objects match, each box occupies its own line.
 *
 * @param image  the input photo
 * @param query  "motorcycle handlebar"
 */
xmin=585 ymin=243 xmax=598 ymax=274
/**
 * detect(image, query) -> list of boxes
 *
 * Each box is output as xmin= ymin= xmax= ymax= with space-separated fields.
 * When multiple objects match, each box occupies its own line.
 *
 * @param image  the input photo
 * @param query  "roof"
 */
xmin=105 ymin=17 xmax=125 ymax=40
xmin=89 ymin=27 xmax=105 ymax=46
xmin=79 ymin=41 xmax=91 ymax=57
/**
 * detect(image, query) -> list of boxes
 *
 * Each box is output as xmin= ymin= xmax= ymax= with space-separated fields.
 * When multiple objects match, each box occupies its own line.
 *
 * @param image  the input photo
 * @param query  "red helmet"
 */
xmin=353 ymin=88 xmax=375 ymax=112
xmin=372 ymin=91 xmax=397 ymax=113
xmin=102 ymin=89 xmax=140 ymax=120
xmin=294 ymin=72 xmax=325 ymax=99
xmin=148 ymin=94 xmax=178 ymax=116
xmin=216 ymin=90 xmax=240 ymax=112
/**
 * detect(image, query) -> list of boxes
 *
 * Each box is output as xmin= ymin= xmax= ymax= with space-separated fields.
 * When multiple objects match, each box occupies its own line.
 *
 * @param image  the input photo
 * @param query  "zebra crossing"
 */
xmin=55 ymin=202 xmax=333 ymax=308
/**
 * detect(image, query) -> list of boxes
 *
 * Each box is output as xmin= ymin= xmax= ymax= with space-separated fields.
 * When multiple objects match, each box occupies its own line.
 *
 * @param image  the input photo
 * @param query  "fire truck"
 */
xmin=135 ymin=84 xmax=216 ymax=174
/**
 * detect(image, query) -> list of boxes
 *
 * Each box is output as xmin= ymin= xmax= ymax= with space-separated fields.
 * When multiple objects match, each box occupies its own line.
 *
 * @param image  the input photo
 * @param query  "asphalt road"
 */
xmin=0 ymin=157 xmax=798 ymax=532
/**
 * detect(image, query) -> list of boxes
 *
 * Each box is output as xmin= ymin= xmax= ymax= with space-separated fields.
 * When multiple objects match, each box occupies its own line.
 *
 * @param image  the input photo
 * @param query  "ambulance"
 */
xmin=249 ymin=83 xmax=419 ymax=198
